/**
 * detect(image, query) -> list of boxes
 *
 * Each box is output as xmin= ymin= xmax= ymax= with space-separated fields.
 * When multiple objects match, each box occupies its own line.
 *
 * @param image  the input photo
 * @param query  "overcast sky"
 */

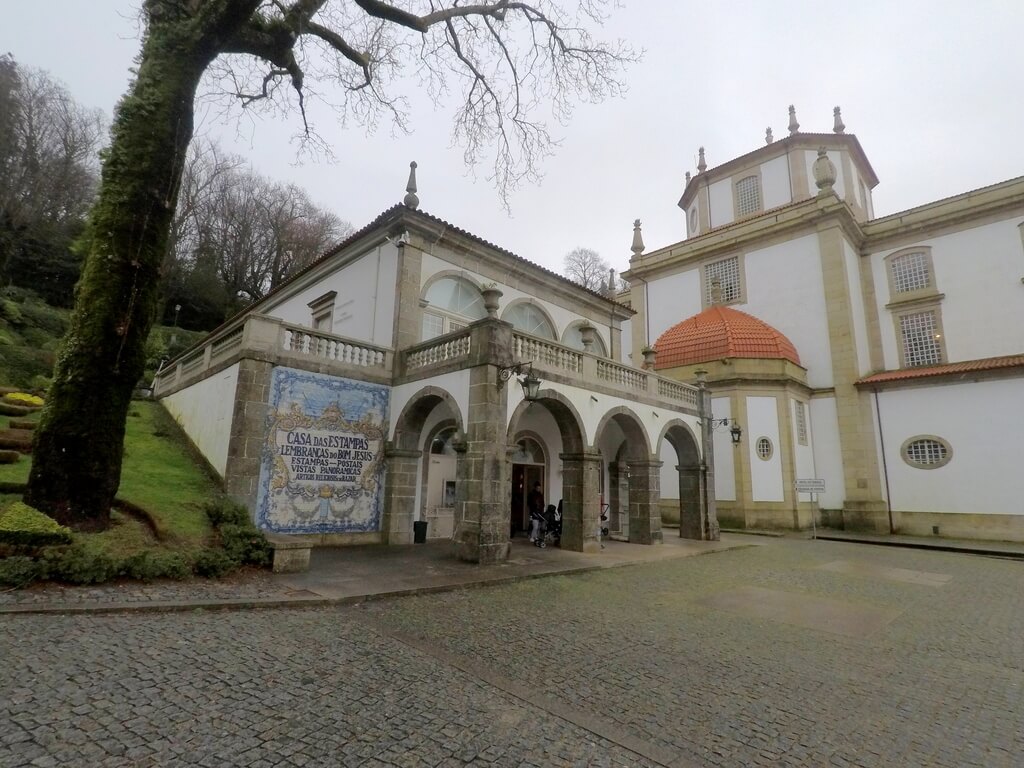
xmin=5 ymin=1 xmax=1024 ymax=278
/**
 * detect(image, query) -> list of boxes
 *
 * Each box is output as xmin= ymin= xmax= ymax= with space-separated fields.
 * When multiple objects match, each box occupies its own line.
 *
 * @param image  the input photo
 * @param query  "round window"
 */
xmin=755 ymin=437 xmax=773 ymax=461
xmin=901 ymin=436 xmax=952 ymax=469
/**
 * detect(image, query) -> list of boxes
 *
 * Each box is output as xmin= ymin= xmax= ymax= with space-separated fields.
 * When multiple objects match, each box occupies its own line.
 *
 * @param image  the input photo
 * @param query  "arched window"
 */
xmin=429 ymin=427 xmax=460 ymax=456
xmin=561 ymin=323 xmax=608 ymax=357
xmin=421 ymin=277 xmax=486 ymax=340
xmin=510 ymin=437 xmax=545 ymax=464
xmin=503 ymin=302 xmax=556 ymax=339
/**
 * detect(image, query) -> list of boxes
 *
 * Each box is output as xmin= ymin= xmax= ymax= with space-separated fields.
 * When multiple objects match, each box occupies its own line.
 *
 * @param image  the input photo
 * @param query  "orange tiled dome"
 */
xmin=653 ymin=306 xmax=800 ymax=368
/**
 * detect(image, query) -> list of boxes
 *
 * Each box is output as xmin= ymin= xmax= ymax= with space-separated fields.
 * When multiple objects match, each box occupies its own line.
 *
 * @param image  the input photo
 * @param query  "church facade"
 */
xmin=624 ymin=107 xmax=1024 ymax=541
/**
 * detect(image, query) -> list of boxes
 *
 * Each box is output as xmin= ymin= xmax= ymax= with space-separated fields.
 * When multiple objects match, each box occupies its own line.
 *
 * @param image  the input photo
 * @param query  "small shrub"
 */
xmin=41 ymin=546 xmax=118 ymax=585
xmin=0 ymin=556 xmax=43 ymax=587
xmin=192 ymin=549 xmax=238 ymax=578
xmin=202 ymin=498 xmax=251 ymax=528
xmin=124 ymin=551 xmax=191 ymax=582
xmin=219 ymin=523 xmax=272 ymax=567
xmin=3 ymin=393 xmax=43 ymax=407
xmin=0 ymin=449 xmax=21 ymax=464
xmin=0 ymin=502 xmax=72 ymax=547
xmin=0 ymin=299 xmax=23 ymax=326
xmin=0 ymin=346 xmax=55 ymax=388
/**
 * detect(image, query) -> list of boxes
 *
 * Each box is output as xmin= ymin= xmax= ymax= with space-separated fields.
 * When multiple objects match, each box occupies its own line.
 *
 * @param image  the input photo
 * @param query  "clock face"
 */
xmin=689 ymin=207 xmax=698 ymax=231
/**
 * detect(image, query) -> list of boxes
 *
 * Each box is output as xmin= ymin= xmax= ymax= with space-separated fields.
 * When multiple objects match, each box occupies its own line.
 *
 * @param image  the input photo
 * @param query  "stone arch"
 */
xmin=393 ymin=386 xmax=466 ymax=452
xmin=657 ymin=419 xmax=714 ymax=541
xmin=506 ymin=388 xmax=586 ymax=454
xmin=561 ymin=319 xmax=609 ymax=357
xmin=594 ymin=405 xmax=653 ymax=461
xmin=420 ymin=269 xmax=486 ymax=298
xmin=501 ymin=298 xmax=559 ymax=340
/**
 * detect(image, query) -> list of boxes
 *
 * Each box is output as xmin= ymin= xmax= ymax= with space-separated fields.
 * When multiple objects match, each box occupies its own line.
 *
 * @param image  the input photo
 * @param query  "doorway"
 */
xmin=509 ymin=436 xmax=546 ymax=537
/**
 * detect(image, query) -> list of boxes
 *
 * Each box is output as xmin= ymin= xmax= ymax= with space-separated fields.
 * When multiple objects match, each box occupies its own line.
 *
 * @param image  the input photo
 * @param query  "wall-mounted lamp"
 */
xmin=704 ymin=417 xmax=743 ymax=445
xmin=498 ymin=361 xmax=541 ymax=401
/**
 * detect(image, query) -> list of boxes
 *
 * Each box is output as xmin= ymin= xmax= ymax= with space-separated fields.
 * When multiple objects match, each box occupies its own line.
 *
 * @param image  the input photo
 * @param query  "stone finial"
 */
xmin=685 ymin=170 xmax=691 ymax=184
xmin=788 ymin=104 xmax=800 ymax=135
xmin=403 ymin=161 xmax=419 ymax=209
xmin=812 ymin=147 xmax=837 ymax=193
xmin=697 ymin=146 xmax=707 ymax=173
xmin=765 ymin=127 xmax=774 ymax=144
xmin=606 ymin=268 xmax=617 ymax=297
xmin=833 ymin=105 xmax=846 ymax=134
xmin=630 ymin=219 xmax=645 ymax=258
xmin=710 ymin=278 xmax=723 ymax=305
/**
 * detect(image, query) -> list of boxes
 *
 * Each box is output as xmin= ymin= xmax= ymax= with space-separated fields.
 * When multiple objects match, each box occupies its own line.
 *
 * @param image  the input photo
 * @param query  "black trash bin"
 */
xmin=413 ymin=520 xmax=428 ymax=543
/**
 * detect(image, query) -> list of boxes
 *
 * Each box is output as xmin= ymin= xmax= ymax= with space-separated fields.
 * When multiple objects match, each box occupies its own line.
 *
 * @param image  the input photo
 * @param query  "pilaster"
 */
xmin=382 ymin=446 xmax=422 ymax=544
xmin=626 ymin=459 xmax=664 ymax=545
xmin=560 ymin=452 xmax=603 ymax=553
xmin=224 ymin=357 xmax=274 ymax=517
xmin=394 ymin=243 xmax=424 ymax=351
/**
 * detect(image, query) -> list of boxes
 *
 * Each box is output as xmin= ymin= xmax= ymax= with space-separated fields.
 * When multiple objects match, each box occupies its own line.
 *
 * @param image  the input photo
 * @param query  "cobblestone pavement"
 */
xmin=1 ymin=538 xmax=1022 ymax=767
xmin=0 ymin=568 xmax=294 ymax=607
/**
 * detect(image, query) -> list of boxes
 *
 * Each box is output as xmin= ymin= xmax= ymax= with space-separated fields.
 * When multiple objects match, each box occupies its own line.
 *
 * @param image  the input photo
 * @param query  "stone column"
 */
xmin=698 ymin=377 xmax=720 ymax=541
xmin=382 ymin=446 xmax=421 ymax=545
xmin=607 ymin=460 xmax=622 ymax=534
xmin=677 ymin=464 xmax=702 ymax=539
xmin=560 ymin=452 xmax=603 ymax=553
xmin=224 ymin=358 xmax=274 ymax=518
xmin=627 ymin=460 xmax=664 ymax=545
xmin=452 ymin=317 xmax=513 ymax=564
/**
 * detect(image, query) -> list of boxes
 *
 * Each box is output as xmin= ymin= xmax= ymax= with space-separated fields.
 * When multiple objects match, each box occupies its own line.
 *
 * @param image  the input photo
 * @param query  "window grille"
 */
xmin=755 ymin=437 xmax=773 ymax=461
xmin=704 ymin=257 xmax=741 ymax=304
xmin=421 ymin=312 xmax=444 ymax=341
xmin=903 ymin=438 xmax=950 ymax=468
xmin=736 ymin=176 xmax=761 ymax=216
xmin=795 ymin=401 xmax=808 ymax=445
xmin=899 ymin=311 xmax=942 ymax=367
xmin=891 ymin=251 xmax=931 ymax=294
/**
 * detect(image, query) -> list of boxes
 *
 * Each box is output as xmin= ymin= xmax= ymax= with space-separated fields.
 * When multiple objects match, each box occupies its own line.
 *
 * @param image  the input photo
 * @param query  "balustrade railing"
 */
xmin=513 ymin=333 xmax=582 ymax=374
xmin=658 ymin=378 xmax=700 ymax=408
xmin=281 ymin=324 xmax=388 ymax=368
xmin=596 ymin=358 xmax=647 ymax=390
xmin=404 ymin=331 xmax=472 ymax=371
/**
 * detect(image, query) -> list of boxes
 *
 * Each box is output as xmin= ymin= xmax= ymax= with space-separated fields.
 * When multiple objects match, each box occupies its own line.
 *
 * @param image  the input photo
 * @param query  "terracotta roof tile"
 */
xmin=653 ymin=306 xmax=801 ymax=368
xmin=856 ymin=354 xmax=1024 ymax=385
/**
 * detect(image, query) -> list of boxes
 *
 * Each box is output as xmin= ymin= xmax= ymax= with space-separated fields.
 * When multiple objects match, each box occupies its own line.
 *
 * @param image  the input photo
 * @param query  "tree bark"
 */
xmin=26 ymin=0 xmax=259 ymax=527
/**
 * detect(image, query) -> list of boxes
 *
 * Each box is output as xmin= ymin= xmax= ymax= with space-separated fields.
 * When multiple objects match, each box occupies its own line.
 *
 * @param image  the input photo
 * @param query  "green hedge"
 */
xmin=0 ymin=502 xmax=72 ymax=547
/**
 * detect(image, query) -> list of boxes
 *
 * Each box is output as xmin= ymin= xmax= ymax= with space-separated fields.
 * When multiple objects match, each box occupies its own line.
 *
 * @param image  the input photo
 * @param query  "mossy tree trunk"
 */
xmin=26 ymin=0 xmax=260 ymax=528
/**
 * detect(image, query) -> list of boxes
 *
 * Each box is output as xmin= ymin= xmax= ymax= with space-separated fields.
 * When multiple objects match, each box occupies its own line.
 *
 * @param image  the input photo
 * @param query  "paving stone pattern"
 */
xmin=1 ymin=538 xmax=1022 ymax=767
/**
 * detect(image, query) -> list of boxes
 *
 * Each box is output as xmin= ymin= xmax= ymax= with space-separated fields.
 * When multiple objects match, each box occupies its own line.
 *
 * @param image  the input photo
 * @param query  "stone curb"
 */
xmin=813 ymin=533 xmax=1024 ymax=560
xmin=0 ymin=543 xmax=753 ymax=617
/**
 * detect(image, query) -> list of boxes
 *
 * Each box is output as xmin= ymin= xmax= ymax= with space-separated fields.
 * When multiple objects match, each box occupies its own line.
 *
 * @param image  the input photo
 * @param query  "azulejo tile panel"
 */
xmin=255 ymin=367 xmax=390 ymax=534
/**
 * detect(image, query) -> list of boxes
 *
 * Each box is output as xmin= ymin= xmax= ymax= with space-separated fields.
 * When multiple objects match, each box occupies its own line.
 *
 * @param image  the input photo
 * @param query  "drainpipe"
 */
xmin=873 ymin=388 xmax=895 ymax=534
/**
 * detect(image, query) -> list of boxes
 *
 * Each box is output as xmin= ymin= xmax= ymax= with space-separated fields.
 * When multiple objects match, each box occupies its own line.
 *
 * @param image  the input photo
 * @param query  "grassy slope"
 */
xmin=0 ymin=400 xmax=217 ymax=557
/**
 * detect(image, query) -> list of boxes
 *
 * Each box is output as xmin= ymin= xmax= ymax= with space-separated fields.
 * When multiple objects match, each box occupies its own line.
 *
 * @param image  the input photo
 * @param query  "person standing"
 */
xmin=527 ymin=482 xmax=545 ymax=542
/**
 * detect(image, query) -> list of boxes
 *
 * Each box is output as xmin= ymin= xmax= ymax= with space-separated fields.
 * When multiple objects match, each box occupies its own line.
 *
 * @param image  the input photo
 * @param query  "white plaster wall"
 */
xmin=708 ymin=178 xmax=734 ymax=228
xmin=869 ymin=217 xmax=1024 ymax=369
xmin=419 ymin=252 xmax=613 ymax=350
xmin=843 ymin=239 xmax=873 ymax=376
xmin=264 ymin=244 xmax=399 ymax=348
xmin=808 ymin=396 xmax=844 ymax=509
xmin=747 ymin=396 xmax=783 ymax=502
xmin=711 ymin=397 xmax=736 ymax=501
xmin=646 ymin=269 xmax=702 ymax=347
xmin=389 ymin=369 xmax=470 ymax=441
xmin=659 ymin=440 xmax=678 ymax=500
xmin=742 ymin=233 xmax=834 ymax=388
xmin=761 ymin=154 xmax=791 ymax=210
xmin=161 ymin=362 xmax=240 ymax=477
xmin=620 ymin=318 xmax=633 ymax=366
xmin=805 ymin=150 xmax=847 ymax=200
xmin=877 ymin=379 xmax=1024 ymax=515
xmin=791 ymin=397 xmax=818 ymax=502
xmin=513 ymin=403 xmax=565 ymax=504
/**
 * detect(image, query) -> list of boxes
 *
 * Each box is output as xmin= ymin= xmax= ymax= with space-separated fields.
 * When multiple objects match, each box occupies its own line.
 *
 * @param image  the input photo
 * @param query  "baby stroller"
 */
xmin=534 ymin=503 xmax=561 ymax=548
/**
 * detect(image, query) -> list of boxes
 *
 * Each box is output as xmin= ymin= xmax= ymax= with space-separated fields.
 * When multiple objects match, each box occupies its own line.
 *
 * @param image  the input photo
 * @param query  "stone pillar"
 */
xmin=608 ymin=461 xmax=622 ymax=534
xmin=698 ymin=379 xmax=720 ymax=541
xmin=627 ymin=460 xmax=663 ymax=545
xmin=224 ymin=357 xmax=274 ymax=518
xmin=677 ymin=465 xmax=702 ymax=539
xmin=560 ymin=452 xmax=603 ymax=552
xmin=382 ymin=446 xmax=421 ymax=544
xmin=452 ymin=317 xmax=514 ymax=564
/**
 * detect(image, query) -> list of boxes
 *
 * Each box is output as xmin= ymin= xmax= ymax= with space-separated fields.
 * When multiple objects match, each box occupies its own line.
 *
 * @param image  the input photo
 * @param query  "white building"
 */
xmin=625 ymin=106 xmax=1024 ymax=541
xmin=154 ymin=165 xmax=716 ymax=563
